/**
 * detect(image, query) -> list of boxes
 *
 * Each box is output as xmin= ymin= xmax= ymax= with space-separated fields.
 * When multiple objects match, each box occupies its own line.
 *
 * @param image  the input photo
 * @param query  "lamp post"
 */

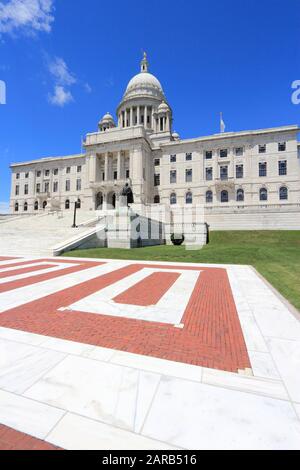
xmin=72 ymin=199 xmax=79 ymax=228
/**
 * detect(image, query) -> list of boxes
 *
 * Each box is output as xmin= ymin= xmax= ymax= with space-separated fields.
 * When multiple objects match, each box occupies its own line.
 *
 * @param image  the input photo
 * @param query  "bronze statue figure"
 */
xmin=120 ymin=183 xmax=134 ymax=205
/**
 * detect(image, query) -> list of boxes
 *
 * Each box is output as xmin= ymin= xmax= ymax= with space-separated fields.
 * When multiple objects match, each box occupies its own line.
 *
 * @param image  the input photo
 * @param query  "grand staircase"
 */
xmin=0 ymin=211 xmax=100 ymax=257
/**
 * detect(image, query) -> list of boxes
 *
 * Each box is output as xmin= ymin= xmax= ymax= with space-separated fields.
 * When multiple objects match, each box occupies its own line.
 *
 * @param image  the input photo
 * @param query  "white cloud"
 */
xmin=48 ymin=56 xmax=76 ymax=86
xmin=0 ymin=201 xmax=9 ymax=214
xmin=84 ymin=82 xmax=92 ymax=93
xmin=0 ymin=0 xmax=54 ymax=36
xmin=47 ymin=56 xmax=76 ymax=107
xmin=48 ymin=85 xmax=73 ymax=107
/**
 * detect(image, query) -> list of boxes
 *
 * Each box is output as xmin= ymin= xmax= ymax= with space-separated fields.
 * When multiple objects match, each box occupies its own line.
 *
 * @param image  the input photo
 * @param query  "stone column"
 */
xmin=130 ymin=108 xmax=133 ymax=127
xmin=124 ymin=109 xmax=127 ymax=128
xmin=117 ymin=151 xmax=123 ymax=180
xmin=144 ymin=106 xmax=147 ymax=128
xmin=137 ymin=106 xmax=140 ymax=125
xmin=105 ymin=153 xmax=109 ymax=181
xmin=89 ymin=154 xmax=97 ymax=182
xmin=166 ymin=114 xmax=170 ymax=132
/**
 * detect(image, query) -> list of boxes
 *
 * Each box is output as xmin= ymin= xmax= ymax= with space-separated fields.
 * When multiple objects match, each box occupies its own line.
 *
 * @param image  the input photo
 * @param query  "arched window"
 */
xmin=77 ymin=199 xmax=81 ymax=209
xmin=186 ymin=192 xmax=193 ymax=204
xmin=24 ymin=202 xmax=28 ymax=212
xmin=221 ymin=190 xmax=229 ymax=203
xmin=154 ymin=195 xmax=160 ymax=204
xmin=65 ymin=199 xmax=70 ymax=210
xmin=43 ymin=201 xmax=48 ymax=210
xmin=236 ymin=189 xmax=244 ymax=202
xmin=206 ymin=191 xmax=213 ymax=203
xmin=170 ymin=193 xmax=177 ymax=205
xmin=15 ymin=202 xmax=19 ymax=212
xmin=260 ymin=188 xmax=268 ymax=201
xmin=279 ymin=186 xmax=288 ymax=201
xmin=34 ymin=201 xmax=39 ymax=211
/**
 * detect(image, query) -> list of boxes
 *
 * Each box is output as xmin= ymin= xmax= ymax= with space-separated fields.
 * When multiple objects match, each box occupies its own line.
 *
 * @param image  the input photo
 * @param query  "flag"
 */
xmin=220 ymin=113 xmax=226 ymax=133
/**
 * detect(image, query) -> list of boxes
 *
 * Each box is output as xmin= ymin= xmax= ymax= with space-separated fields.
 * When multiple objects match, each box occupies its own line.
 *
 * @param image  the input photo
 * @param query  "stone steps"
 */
xmin=0 ymin=210 xmax=99 ymax=257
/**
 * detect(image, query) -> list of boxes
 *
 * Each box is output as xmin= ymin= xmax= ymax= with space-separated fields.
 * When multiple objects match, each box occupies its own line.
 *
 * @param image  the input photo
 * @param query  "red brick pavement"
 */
xmin=0 ymin=257 xmax=20 ymax=262
xmin=0 ymin=264 xmax=56 ymax=280
xmin=0 ymin=262 xmax=251 ymax=373
xmin=0 ymin=258 xmax=101 ymax=293
xmin=114 ymin=271 xmax=180 ymax=306
xmin=0 ymin=424 xmax=61 ymax=450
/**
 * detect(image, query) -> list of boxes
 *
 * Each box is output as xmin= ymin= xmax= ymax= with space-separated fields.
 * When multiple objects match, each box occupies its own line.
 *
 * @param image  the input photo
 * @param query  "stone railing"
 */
xmin=204 ymin=203 xmax=300 ymax=213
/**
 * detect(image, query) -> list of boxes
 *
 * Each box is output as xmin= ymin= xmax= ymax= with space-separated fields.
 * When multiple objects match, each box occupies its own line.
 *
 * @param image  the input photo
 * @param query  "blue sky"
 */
xmin=0 ymin=0 xmax=299 ymax=211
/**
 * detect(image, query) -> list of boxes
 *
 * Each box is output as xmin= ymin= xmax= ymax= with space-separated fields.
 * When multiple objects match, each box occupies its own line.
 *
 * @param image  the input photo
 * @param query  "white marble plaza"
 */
xmin=0 ymin=257 xmax=299 ymax=449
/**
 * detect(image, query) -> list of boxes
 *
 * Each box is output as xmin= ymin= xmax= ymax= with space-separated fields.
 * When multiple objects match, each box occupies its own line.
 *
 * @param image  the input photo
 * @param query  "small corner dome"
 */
xmin=100 ymin=112 xmax=115 ymax=124
xmin=172 ymin=131 xmax=180 ymax=140
xmin=157 ymin=101 xmax=170 ymax=113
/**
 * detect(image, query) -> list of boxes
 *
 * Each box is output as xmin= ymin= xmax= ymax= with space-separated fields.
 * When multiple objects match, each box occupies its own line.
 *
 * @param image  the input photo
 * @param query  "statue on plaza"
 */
xmin=120 ymin=183 xmax=134 ymax=206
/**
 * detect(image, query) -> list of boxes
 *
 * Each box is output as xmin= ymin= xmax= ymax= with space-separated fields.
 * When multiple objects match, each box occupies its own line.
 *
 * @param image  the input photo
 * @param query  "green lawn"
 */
xmin=63 ymin=231 xmax=300 ymax=311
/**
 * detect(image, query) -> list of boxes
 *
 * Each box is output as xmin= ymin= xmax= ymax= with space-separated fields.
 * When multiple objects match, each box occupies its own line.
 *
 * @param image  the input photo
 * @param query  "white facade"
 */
xmin=10 ymin=54 xmax=300 ymax=225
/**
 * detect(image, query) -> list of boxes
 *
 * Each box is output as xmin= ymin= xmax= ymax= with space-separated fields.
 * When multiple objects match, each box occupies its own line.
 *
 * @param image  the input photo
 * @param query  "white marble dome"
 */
xmin=123 ymin=72 xmax=165 ymax=101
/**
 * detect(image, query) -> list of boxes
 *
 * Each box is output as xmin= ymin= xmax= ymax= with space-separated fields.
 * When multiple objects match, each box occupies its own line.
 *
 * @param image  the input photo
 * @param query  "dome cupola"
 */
xmin=117 ymin=53 xmax=172 ymax=133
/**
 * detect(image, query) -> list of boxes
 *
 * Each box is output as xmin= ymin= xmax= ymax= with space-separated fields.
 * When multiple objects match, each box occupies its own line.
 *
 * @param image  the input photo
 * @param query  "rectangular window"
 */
xmin=24 ymin=184 xmax=28 ymax=195
xmin=77 ymin=166 xmax=82 ymax=173
xmin=66 ymin=167 xmax=71 ymax=174
xmin=36 ymin=170 xmax=41 ymax=178
xmin=205 ymin=151 xmax=213 ymax=160
xmin=126 ymin=170 xmax=130 ymax=179
xmin=259 ymin=144 xmax=266 ymax=154
xmin=154 ymin=174 xmax=160 ymax=187
xmin=220 ymin=166 xmax=228 ymax=180
xmin=235 ymin=147 xmax=244 ymax=156
xmin=44 ymin=182 xmax=49 ymax=193
xmin=53 ymin=181 xmax=58 ymax=193
xmin=44 ymin=170 xmax=50 ymax=177
xmin=259 ymin=162 xmax=267 ymax=177
xmin=36 ymin=183 xmax=40 ymax=194
xmin=102 ymin=172 xmax=105 ymax=181
xmin=220 ymin=149 xmax=228 ymax=158
xmin=186 ymin=153 xmax=193 ymax=161
xmin=65 ymin=180 xmax=70 ymax=192
xmin=186 ymin=168 xmax=193 ymax=183
xmin=278 ymin=142 xmax=286 ymax=152
xmin=154 ymin=158 xmax=160 ymax=167
xmin=236 ymin=164 xmax=244 ymax=179
xmin=170 ymin=170 xmax=177 ymax=184
xmin=114 ymin=171 xmax=118 ymax=180
xmin=206 ymin=167 xmax=213 ymax=181
xmin=53 ymin=169 xmax=58 ymax=176
xmin=170 ymin=155 xmax=177 ymax=163
xmin=25 ymin=172 xmax=29 ymax=179
xmin=16 ymin=173 xmax=20 ymax=180
xmin=15 ymin=185 xmax=19 ymax=196
xmin=279 ymin=160 xmax=287 ymax=176
xmin=76 ymin=179 xmax=82 ymax=191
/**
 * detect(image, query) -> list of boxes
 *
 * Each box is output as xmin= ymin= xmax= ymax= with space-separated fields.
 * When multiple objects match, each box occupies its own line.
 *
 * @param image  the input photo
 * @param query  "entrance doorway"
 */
xmin=107 ymin=191 xmax=116 ymax=209
xmin=96 ymin=192 xmax=103 ymax=210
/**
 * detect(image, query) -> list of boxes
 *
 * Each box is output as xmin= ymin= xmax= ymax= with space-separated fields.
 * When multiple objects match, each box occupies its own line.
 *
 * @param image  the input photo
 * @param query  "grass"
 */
xmin=63 ymin=231 xmax=300 ymax=311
